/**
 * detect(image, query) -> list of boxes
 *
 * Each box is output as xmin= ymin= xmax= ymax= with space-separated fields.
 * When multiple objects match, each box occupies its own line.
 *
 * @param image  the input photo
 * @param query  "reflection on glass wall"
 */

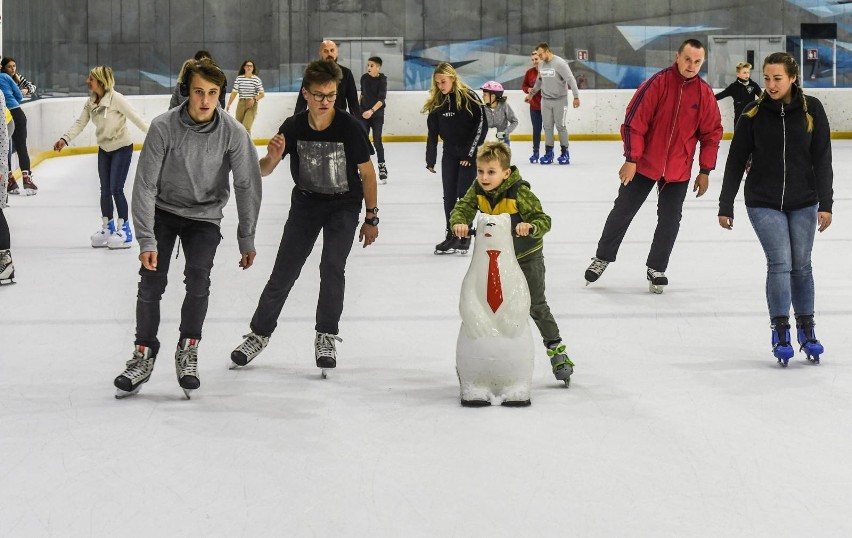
xmin=3 ymin=0 xmax=851 ymax=98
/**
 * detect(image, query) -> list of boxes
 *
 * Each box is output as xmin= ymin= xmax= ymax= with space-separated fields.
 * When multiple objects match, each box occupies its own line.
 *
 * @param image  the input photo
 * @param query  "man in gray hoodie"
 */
xmin=529 ymin=42 xmax=581 ymax=165
xmin=114 ymin=59 xmax=262 ymax=399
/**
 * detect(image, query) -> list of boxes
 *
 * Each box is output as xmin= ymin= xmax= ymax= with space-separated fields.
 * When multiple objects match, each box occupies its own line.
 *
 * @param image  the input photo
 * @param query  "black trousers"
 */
xmin=9 ymin=107 xmax=30 ymax=172
xmin=250 ymin=188 xmax=360 ymax=337
xmin=135 ymin=209 xmax=222 ymax=354
xmin=0 ymin=208 xmax=9 ymax=249
xmin=595 ymin=173 xmax=689 ymax=272
xmin=361 ymin=116 xmax=385 ymax=162
xmin=441 ymin=151 xmax=477 ymax=229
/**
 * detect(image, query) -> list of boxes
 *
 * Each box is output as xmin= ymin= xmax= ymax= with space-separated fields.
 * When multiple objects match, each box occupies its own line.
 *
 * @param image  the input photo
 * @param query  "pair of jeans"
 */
xmin=595 ymin=174 xmax=689 ymax=272
xmin=361 ymin=116 xmax=385 ymax=162
xmin=518 ymin=249 xmax=560 ymax=345
xmin=529 ymin=108 xmax=543 ymax=152
xmin=440 ymin=151 xmax=477 ymax=228
xmin=97 ymin=144 xmax=134 ymax=221
xmin=135 ymin=209 xmax=222 ymax=355
xmin=746 ymin=204 xmax=817 ymax=319
xmin=250 ymin=188 xmax=360 ymax=337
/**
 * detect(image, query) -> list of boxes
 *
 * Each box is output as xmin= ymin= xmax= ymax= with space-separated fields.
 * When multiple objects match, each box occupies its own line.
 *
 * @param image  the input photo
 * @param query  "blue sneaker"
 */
xmin=539 ymin=149 xmax=554 ymax=165
xmin=529 ymin=150 xmax=540 ymax=163
xmin=557 ymin=147 xmax=570 ymax=165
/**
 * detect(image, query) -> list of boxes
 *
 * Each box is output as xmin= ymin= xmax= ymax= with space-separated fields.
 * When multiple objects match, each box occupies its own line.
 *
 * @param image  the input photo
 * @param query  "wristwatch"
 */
xmin=364 ymin=216 xmax=380 ymax=226
xmin=365 ymin=207 xmax=379 ymax=214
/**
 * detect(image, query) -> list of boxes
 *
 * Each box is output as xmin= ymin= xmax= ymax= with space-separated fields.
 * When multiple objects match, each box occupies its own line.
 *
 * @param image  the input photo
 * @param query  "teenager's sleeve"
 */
xmin=60 ymin=102 xmax=93 ymax=144
xmin=377 ymin=75 xmax=387 ymax=106
xmin=558 ymin=60 xmax=580 ymax=99
xmin=620 ymin=75 xmax=661 ymax=163
xmin=809 ymin=98 xmax=833 ymax=213
xmin=714 ymin=83 xmax=733 ymax=100
xmin=517 ymin=185 xmax=551 ymax=238
xmin=718 ymin=108 xmax=754 ymax=218
xmin=132 ymin=123 xmax=168 ymax=252
xmin=426 ymin=110 xmax=438 ymax=168
xmin=230 ymin=128 xmax=263 ymax=253
xmin=697 ymin=85 xmax=723 ymax=172
xmin=505 ymin=103 xmax=519 ymax=134
xmin=115 ymin=93 xmax=149 ymax=134
xmin=449 ymin=183 xmax=478 ymax=227
xmin=467 ymin=91 xmax=487 ymax=159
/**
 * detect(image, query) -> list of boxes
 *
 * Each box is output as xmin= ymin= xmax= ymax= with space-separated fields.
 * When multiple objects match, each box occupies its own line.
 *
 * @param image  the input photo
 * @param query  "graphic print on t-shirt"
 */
xmin=540 ymin=68 xmax=556 ymax=78
xmin=296 ymin=140 xmax=349 ymax=194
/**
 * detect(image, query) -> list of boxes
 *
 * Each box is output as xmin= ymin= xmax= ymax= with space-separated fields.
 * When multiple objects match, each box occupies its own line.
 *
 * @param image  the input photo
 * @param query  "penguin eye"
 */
xmin=486 ymin=222 xmax=496 ymax=227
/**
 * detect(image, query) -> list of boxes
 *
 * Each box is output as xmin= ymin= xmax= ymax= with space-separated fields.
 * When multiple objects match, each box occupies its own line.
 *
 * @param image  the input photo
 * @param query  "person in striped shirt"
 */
xmin=226 ymin=59 xmax=265 ymax=134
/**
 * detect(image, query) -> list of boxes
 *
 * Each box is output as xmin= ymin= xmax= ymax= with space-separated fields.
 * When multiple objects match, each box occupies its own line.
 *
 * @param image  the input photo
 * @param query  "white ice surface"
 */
xmin=1 ymin=140 xmax=851 ymax=537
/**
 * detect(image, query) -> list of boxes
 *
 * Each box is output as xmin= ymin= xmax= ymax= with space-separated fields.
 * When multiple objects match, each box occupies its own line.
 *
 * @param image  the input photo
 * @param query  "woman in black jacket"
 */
xmin=422 ymin=63 xmax=487 ymax=254
xmin=718 ymin=52 xmax=833 ymax=367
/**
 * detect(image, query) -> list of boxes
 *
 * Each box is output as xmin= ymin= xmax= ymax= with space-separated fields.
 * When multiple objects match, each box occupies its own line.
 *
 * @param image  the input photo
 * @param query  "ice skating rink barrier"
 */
xmin=21 ymin=88 xmax=852 ymax=168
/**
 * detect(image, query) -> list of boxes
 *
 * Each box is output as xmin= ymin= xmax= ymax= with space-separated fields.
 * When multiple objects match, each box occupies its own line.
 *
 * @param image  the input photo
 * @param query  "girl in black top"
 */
xmin=718 ymin=52 xmax=833 ymax=366
xmin=422 ymin=62 xmax=487 ymax=254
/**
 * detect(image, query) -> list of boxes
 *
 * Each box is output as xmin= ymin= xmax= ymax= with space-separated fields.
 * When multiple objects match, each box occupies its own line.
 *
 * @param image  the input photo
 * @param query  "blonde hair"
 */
xmin=89 ymin=66 xmax=115 ymax=92
xmin=743 ymin=52 xmax=813 ymax=133
xmin=735 ymin=62 xmax=752 ymax=70
xmin=477 ymin=141 xmax=512 ymax=170
xmin=421 ymin=63 xmax=477 ymax=114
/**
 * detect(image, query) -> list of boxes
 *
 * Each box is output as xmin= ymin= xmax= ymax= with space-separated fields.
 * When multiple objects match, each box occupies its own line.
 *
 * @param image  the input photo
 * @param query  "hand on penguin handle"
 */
xmin=453 ymin=224 xmax=469 ymax=238
xmin=515 ymin=222 xmax=533 ymax=237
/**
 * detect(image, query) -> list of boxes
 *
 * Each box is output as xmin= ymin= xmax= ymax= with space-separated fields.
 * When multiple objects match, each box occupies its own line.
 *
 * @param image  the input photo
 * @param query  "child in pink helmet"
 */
xmin=480 ymin=81 xmax=518 ymax=146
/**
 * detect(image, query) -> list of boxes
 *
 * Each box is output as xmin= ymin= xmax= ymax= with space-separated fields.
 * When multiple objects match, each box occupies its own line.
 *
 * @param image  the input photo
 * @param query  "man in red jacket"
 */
xmin=584 ymin=39 xmax=722 ymax=293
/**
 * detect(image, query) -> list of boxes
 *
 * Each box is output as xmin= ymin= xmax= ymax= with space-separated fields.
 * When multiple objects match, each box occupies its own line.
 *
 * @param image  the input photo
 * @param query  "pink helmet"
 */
xmin=480 ymin=80 xmax=504 ymax=97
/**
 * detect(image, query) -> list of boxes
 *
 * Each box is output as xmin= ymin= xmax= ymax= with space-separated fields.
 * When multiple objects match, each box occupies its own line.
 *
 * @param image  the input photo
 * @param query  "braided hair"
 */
xmin=744 ymin=52 xmax=813 ymax=133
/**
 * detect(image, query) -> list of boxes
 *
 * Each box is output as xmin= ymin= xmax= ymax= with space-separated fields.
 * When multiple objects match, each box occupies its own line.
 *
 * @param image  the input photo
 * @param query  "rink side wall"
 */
xmin=22 ymin=89 xmax=852 ymax=169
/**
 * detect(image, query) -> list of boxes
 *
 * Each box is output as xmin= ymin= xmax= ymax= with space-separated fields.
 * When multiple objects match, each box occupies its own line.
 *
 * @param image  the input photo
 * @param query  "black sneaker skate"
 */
xmin=378 ymin=162 xmax=388 ymax=183
xmin=584 ymin=257 xmax=609 ymax=285
xmin=175 ymin=338 xmax=200 ymax=398
xmin=646 ymin=267 xmax=668 ymax=294
xmin=315 ymin=332 xmax=342 ymax=378
xmin=230 ymin=332 xmax=270 ymax=369
xmin=434 ymin=231 xmax=458 ymax=255
xmin=114 ymin=345 xmax=157 ymax=398
xmin=0 ymin=249 xmax=15 ymax=285
xmin=547 ymin=341 xmax=575 ymax=387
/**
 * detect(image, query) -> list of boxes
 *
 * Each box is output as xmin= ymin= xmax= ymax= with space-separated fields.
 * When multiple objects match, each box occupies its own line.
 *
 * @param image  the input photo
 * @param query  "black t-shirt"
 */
xmin=279 ymin=110 xmax=371 ymax=200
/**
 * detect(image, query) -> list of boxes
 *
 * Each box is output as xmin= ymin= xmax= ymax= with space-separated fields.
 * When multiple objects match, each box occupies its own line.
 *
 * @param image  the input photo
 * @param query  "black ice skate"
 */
xmin=378 ymin=162 xmax=388 ymax=184
xmin=114 ymin=345 xmax=157 ymax=398
xmin=0 ymin=249 xmax=15 ymax=285
xmin=646 ymin=267 xmax=668 ymax=294
xmin=315 ymin=332 xmax=342 ymax=379
xmin=455 ymin=235 xmax=471 ymax=254
xmin=230 ymin=332 xmax=270 ymax=369
xmin=584 ymin=257 xmax=609 ymax=285
xmin=175 ymin=338 xmax=200 ymax=399
xmin=434 ymin=230 xmax=458 ymax=255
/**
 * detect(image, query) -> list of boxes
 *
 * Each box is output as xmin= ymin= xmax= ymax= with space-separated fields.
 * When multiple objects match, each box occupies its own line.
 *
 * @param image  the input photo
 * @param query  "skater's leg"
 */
xmin=595 ymin=173 xmax=656 ymax=262
xmin=108 ymin=145 xmax=134 ymax=222
xmin=96 ymin=149 xmax=114 ymax=220
xmin=554 ymin=100 xmax=570 ymax=149
xmin=135 ymin=210 xmax=180 ymax=355
xmin=518 ymin=250 xmax=560 ymax=343
xmin=0 ymin=208 xmax=9 ymax=250
xmin=372 ymin=118 xmax=385 ymax=163
xmin=175 ymin=218 xmax=222 ymax=341
xmin=541 ymin=99 xmax=556 ymax=148
xmin=242 ymin=102 xmax=257 ymax=134
xmin=787 ymin=204 xmax=818 ymax=317
xmin=235 ymin=99 xmax=247 ymax=126
xmin=9 ymin=108 xmax=31 ymax=173
xmin=747 ymin=206 xmax=793 ymax=318
xmin=530 ymin=109 xmax=543 ymax=153
xmin=249 ymin=190 xmax=324 ymax=336
xmin=646 ymin=179 xmax=689 ymax=271
xmin=315 ymin=200 xmax=360 ymax=335
xmin=440 ymin=152 xmax=462 ymax=226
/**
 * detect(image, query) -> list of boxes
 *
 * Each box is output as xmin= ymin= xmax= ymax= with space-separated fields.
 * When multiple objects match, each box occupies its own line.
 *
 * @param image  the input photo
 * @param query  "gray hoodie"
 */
xmin=132 ymin=103 xmax=262 ymax=253
xmin=531 ymin=54 xmax=580 ymax=100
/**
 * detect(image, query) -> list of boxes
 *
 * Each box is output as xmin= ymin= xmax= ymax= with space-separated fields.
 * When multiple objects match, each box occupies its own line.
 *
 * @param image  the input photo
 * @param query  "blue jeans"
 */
xmin=746 ymin=204 xmax=817 ymax=319
xmin=97 ymin=144 xmax=134 ymax=221
xmin=529 ymin=108 xmax=543 ymax=152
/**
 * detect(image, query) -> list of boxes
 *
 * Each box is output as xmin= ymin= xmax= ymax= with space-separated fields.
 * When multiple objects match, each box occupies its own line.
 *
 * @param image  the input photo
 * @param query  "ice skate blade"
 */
xmin=648 ymin=282 xmax=665 ymax=294
xmin=461 ymin=399 xmax=491 ymax=407
xmin=501 ymin=399 xmax=532 ymax=407
xmin=456 ymin=249 xmax=469 ymax=256
xmin=807 ymin=355 xmax=821 ymax=364
xmin=434 ymin=249 xmax=457 ymax=255
xmin=108 ymin=242 xmax=132 ymax=250
xmin=321 ymin=368 xmax=330 ymax=379
xmin=115 ymin=385 xmax=142 ymax=399
xmin=229 ymin=360 xmax=240 ymax=370
xmin=0 ymin=278 xmax=16 ymax=286
xmin=182 ymin=388 xmax=195 ymax=399
xmin=23 ymin=189 xmax=37 ymax=196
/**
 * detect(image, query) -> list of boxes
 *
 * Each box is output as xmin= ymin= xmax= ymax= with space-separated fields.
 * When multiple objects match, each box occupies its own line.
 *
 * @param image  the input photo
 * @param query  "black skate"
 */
xmin=175 ymin=338 xmax=200 ymax=399
xmin=315 ymin=332 xmax=342 ymax=378
xmin=646 ymin=267 xmax=668 ymax=294
xmin=0 ymin=250 xmax=15 ymax=285
xmin=455 ymin=235 xmax=471 ymax=255
xmin=584 ymin=257 xmax=609 ymax=285
xmin=230 ymin=332 xmax=270 ymax=369
xmin=378 ymin=162 xmax=388 ymax=183
xmin=114 ymin=346 xmax=157 ymax=398
xmin=434 ymin=231 xmax=458 ymax=255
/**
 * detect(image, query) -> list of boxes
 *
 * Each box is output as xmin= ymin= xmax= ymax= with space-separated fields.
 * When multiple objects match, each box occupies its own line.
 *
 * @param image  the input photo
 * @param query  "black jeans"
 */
xmin=135 ymin=209 xmax=222 ymax=355
xmin=250 ymin=188 xmax=360 ymax=337
xmin=441 ymin=151 xmax=477 ymax=228
xmin=361 ymin=116 xmax=385 ymax=162
xmin=0 ymin=208 xmax=9 ymax=249
xmin=9 ymin=107 xmax=30 ymax=172
xmin=530 ymin=108 xmax=543 ymax=152
xmin=595 ymin=173 xmax=689 ymax=272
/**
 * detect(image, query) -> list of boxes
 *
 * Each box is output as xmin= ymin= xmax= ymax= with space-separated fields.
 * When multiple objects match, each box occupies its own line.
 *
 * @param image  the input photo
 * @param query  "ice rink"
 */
xmin=2 ymin=139 xmax=851 ymax=537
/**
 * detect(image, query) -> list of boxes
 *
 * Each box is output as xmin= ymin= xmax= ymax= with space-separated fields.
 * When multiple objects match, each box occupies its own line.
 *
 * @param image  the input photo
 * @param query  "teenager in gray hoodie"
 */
xmin=530 ymin=42 xmax=581 ymax=165
xmin=114 ymin=59 xmax=263 ymax=399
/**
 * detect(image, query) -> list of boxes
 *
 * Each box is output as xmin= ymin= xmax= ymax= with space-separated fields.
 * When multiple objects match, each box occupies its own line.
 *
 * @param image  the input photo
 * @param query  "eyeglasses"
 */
xmin=309 ymin=92 xmax=337 ymax=103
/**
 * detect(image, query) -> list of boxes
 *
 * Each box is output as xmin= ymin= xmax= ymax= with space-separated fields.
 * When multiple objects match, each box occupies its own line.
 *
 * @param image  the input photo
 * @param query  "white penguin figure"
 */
xmin=456 ymin=213 xmax=535 ymax=406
